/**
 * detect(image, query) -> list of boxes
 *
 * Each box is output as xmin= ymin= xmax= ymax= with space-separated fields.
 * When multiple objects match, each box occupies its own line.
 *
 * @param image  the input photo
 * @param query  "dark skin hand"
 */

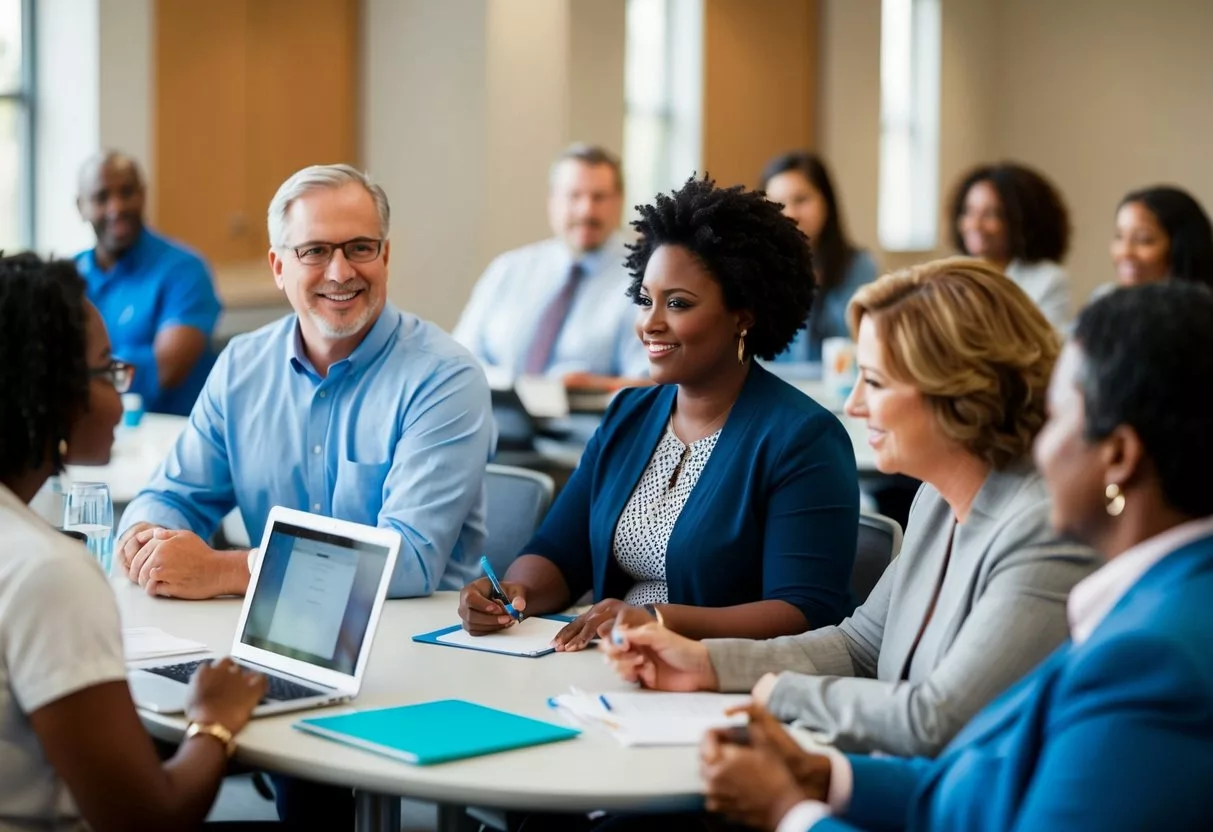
xmin=700 ymin=703 xmax=833 ymax=830
xmin=29 ymin=657 xmax=266 ymax=831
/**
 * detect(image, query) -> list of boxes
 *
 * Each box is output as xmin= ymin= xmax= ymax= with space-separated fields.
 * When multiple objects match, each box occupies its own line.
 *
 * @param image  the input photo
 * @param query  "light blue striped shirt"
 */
xmin=452 ymin=234 xmax=650 ymax=379
xmin=119 ymin=303 xmax=495 ymax=597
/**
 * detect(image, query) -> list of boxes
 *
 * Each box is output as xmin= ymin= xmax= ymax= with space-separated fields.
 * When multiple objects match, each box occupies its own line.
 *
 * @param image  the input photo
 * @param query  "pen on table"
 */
xmin=479 ymin=555 xmax=522 ymax=622
xmin=598 ymin=694 xmax=613 ymax=712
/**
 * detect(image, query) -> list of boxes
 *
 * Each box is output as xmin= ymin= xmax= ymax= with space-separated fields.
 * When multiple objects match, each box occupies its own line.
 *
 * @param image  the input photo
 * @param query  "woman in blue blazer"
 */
xmin=458 ymin=175 xmax=860 ymax=649
xmin=699 ymin=282 xmax=1213 ymax=831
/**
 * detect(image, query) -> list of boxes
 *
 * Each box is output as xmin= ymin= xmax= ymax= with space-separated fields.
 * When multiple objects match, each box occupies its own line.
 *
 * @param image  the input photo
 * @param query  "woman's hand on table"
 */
xmin=600 ymin=612 xmax=719 ymax=691
xmin=552 ymin=598 xmax=648 ymax=651
xmin=458 ymin=577 xmax=529 ymax=635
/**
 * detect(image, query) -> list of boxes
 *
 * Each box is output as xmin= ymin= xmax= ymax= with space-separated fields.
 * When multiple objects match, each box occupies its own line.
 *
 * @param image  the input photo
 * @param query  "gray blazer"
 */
xmin=705 ymin=463 xmax=1100 ymax=757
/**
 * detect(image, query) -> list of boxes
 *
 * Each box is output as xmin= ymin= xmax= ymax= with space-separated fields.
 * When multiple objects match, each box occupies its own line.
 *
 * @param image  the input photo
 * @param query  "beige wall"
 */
xmin=366 ymin=0 xmax=627 ymax=330
xmin=818 ymin=0 xmax=1213 ymax=304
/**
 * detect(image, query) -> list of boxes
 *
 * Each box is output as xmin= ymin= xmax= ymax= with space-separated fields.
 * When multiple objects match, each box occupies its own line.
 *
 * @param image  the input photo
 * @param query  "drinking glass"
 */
xmin=63 ymin=482 xmax=114 ymax=574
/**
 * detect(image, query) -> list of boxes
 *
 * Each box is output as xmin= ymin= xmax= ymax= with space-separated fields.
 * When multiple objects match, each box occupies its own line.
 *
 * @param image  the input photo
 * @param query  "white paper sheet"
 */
xmin=551 ymin=691 xmax=751 ymax=746
xmin=123 ymin=627 xmax=209 ymax=663
xmin=434 ymin=616 xmax=570 ymax=657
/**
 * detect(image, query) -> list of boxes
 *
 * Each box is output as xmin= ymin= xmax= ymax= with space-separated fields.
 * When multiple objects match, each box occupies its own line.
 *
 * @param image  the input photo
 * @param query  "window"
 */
xmin=878 ymin=0 xmax=940 ymax=251
xmin=623 ymin=0 xmax=701 ymax=218
xmin=0 ymin=0 xmax=32 ymax=251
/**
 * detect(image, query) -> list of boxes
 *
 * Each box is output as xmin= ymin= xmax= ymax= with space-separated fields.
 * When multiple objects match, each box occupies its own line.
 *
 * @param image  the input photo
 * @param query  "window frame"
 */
xmin=0 ymin=0 xmax=35 ymax=248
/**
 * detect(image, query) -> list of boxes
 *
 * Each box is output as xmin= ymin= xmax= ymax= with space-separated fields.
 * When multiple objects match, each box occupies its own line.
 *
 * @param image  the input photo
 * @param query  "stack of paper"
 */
xmin=123 ymin=627 xmax=209 ymax=663
xmin=549 ymin=690 xmax=751 ymax=746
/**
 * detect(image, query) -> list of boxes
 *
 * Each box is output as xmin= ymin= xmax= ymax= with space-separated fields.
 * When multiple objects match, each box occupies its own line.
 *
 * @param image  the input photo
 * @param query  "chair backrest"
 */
xmin=851 ymin=511 xmax=904 ymax=605
xmin=483 ymin=463 xmax=556 ymax=575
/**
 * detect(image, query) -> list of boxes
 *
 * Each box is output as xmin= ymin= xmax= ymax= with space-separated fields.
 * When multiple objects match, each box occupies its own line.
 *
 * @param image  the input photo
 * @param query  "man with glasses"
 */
xmin=75 ymin=151 xmax=222 ymax=416
xmin=116 ymin=164 xmax=494 ymax=609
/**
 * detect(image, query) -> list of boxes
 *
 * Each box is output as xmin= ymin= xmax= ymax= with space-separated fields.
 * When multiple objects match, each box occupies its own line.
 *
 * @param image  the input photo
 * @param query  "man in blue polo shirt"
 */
xmin=75 ymin=151 xmax=221 ymax=415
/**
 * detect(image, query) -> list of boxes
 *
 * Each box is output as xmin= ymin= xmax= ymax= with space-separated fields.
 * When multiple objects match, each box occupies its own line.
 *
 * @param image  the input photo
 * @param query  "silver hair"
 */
xmin=266 ymin=164 xmax=391 ymax=248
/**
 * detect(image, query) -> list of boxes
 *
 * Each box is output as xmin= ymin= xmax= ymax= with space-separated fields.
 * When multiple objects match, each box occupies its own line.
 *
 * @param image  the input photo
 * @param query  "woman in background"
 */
xmin=1110 ymin=185 xmax=1213 ymax=289
xmin=949 ymin=161 xmax=1071 ymax=328
xmin=760 ymin=151 xmax=878 ymax=362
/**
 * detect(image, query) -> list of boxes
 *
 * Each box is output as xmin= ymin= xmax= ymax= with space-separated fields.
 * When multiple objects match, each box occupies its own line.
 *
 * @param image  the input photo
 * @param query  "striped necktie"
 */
xmin=523 ymin=261 xmax=584 ymax=375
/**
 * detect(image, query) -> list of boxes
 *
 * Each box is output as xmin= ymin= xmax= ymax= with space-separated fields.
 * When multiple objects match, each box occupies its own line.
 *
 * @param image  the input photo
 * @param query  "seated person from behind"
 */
xmin=699 ymin=282 xmax=1213 ymax=831
xmin=949 ymin=161 xmax=1072 ymax=328
xmin=760 ymin=151 xmax=878 ymax=363
xmin=452 ymin=143 xmax=649 ymax=388
xmin=75 ymin=150 xmax=222 ymax=415
xmin=0 ymin=252 xmax=266 ymax=831
xmin=606 ymin=258 xmax=1099 ymax=757
xmin=458 ymin=176 xmax=860 ymax=648
xmin=117 ymin=164 xmax=494 ymax=601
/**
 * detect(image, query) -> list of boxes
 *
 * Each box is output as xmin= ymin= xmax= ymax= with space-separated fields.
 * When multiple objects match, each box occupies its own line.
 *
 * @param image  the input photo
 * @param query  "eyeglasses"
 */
xmin=89 ymin=360 xmax=135 ymax=394
xmin=291 ymin=238 xmax=384 ymax=267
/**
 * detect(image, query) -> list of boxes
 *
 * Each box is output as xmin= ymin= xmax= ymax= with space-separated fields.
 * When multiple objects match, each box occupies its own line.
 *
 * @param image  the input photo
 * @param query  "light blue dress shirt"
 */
xmin=119 ymin=303 xmax=496 ymax=597
xmin=452 ymin=234 xmax=649 ymax=379
xmin=76 ymin=227 xmax=222 ymax=415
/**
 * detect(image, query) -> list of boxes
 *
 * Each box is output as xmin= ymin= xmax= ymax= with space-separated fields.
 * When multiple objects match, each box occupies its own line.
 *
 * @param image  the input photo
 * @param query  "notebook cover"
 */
xmin=411 ymin=614 xmax=575 ymax=658
xmin=293 ymin=699 xmax=581 ymax=765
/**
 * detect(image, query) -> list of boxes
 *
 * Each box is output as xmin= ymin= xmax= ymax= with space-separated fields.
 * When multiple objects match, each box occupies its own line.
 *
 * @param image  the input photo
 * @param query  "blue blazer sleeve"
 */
xmin=999 ymin=631 xmax=1213 ymax=831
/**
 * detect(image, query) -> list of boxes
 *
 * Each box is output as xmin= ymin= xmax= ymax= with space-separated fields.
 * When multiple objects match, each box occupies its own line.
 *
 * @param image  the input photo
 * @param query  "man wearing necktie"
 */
xmin=453 ymin=144 xmax=650 ymax=384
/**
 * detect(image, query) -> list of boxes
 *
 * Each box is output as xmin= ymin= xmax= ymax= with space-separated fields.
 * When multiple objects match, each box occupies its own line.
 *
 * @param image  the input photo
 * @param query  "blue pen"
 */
xmin=480 ymin=556 xmax=522 ymax=621
xmin=598 ymin=694 xmax=613 ymax=712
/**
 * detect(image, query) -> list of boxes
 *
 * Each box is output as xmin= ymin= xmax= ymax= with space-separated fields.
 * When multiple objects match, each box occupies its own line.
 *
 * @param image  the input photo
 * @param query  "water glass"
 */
xmin=63 ymin=482 xmax=115 ymax=575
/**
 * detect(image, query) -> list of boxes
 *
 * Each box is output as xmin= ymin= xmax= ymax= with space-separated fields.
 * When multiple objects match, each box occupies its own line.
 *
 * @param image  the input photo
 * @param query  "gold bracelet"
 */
xmin=186 ymin=721 xmax=237 ymax=758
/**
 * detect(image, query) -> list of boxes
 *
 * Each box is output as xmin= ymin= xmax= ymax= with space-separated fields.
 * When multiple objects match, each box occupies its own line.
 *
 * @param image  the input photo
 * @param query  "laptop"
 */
xmin=128 ymin=506 xmax=400 ymax=718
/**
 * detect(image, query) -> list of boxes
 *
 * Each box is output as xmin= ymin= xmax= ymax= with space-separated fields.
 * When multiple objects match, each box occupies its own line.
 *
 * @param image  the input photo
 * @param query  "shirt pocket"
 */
xmin=333 ymin=457 xmax=392 ymax=525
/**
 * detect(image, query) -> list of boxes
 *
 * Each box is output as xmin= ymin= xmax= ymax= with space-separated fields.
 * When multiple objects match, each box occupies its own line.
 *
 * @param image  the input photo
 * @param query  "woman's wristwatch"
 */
xmin=186 ymin=721 xmax=237 ymax=757
xmin=643 ymin=603 xmax=665 ymax=626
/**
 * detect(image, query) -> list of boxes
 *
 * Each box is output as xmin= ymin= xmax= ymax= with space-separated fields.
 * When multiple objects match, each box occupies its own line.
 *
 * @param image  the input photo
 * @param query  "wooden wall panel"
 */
xmin=154 ymin=0 xmax=359 ymax=264
xmin=702 ymin=0 xmax=818 ymax=190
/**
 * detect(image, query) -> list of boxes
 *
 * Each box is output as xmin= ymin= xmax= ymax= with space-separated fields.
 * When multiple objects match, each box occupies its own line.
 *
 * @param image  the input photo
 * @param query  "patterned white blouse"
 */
xmin=613 ymin=420 xmax=723 ymax=605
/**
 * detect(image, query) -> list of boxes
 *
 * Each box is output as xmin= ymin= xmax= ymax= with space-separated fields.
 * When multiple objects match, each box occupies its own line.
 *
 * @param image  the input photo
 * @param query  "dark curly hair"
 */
xmin=624 ymin=175 xmax=815 ymax=360
xmin=949 ymin=162 xmax=1071 ymax=264
xmin=0 ymin=252 xmax=91 ymax=483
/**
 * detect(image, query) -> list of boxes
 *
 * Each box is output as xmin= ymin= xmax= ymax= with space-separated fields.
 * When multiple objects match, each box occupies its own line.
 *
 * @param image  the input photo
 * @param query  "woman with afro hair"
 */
xmin=459 ymin=175 xmax=860 ymax=650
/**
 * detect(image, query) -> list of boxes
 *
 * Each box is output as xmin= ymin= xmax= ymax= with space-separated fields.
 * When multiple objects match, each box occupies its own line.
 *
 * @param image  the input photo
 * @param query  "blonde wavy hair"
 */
xmin=846 ymin=257 xmax=1060 ymax=469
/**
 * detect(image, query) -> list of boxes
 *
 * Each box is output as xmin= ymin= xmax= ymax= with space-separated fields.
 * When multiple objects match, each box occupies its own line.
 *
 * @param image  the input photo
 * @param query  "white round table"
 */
xmin=115 ymin=583 xmax=707 ymax=830
xmin=67 ymin=414 xmax=188 ymax=504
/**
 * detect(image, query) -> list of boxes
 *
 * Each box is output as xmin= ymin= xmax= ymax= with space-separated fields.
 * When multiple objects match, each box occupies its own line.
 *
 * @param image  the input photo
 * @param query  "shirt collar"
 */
xmin=568 ymin=232 xmax=624 ymax=275
xmin=1068 ymin=515 xmax=1213 ymax=644
xmin=87 ymin=227 xmax=152 ymax=277
xmin=288 ymin=302 xmax=403 ymax=378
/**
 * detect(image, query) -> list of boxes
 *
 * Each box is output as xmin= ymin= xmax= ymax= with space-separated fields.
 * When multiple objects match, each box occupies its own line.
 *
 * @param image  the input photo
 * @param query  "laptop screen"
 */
xmin=239 ymin=520 xmax=393 ymax=676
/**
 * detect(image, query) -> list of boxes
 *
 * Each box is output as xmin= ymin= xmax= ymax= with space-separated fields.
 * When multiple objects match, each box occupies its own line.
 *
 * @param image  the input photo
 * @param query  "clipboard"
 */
xmin=412 ymin=614 xmax=576 ymax=658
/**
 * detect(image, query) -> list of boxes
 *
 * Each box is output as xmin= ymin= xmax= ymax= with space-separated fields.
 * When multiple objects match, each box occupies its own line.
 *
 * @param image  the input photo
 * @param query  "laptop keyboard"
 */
xmin=144 ymin=661 xmax=330 ymax=704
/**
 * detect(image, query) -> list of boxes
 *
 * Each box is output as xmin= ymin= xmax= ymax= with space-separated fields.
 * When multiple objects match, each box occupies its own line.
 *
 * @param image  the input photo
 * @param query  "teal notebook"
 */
xmin=293 ymin=699 xmax=581 ymax=765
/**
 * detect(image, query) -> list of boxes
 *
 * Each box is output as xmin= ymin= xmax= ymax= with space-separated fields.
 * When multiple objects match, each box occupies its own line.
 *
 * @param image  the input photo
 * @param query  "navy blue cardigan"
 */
xmin=525 ymin=363 xmax=859 ymax=628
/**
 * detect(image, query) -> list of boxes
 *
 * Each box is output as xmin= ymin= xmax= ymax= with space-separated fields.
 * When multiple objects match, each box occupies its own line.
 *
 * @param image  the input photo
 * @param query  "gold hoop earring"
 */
xmin=58 ymin=438 xmax=69 ymax=458
xmin=737 ymin=329 xmax=748 ymax=365
xmin=1105 ymin=483 xmax=1125 ymax=517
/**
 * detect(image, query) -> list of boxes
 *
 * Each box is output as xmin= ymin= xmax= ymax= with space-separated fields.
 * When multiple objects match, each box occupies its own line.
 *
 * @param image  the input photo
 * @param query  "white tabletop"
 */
xmin=117 ymin=583 xmax=706 ymax=813
xmin=67 ymin=414 xmax=188 ymax=505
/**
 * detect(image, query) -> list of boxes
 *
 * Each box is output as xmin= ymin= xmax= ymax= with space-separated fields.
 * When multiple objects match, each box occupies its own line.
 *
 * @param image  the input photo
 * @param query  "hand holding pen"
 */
xmin=457 ymin=556 xmax=528 ymax=635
